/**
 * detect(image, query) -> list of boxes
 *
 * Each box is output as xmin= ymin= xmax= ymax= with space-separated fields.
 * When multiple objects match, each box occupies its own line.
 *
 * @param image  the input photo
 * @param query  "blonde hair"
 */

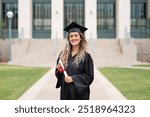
xmin=60 ymin=33 xmax=87 ymax=68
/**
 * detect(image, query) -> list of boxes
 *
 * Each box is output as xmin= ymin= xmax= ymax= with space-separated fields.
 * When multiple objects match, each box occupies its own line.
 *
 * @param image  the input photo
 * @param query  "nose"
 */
xmin=72 ymin=35 xmax=76 ymax=39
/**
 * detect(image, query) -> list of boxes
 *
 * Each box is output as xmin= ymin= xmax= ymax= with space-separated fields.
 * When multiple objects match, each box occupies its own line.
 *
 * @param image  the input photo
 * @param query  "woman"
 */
xmin=55 ymin=22 xmax=94 ymax=100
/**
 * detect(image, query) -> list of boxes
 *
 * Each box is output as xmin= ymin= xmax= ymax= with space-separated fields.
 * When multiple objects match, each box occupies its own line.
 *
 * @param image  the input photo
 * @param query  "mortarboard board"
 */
xmin=64 ymin=22 xmax=88 ymax=34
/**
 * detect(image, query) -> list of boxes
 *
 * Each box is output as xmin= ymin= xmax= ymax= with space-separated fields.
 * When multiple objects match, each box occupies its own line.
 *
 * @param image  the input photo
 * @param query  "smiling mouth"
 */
xmin=72 ymin=40 xmax=77 ymax=43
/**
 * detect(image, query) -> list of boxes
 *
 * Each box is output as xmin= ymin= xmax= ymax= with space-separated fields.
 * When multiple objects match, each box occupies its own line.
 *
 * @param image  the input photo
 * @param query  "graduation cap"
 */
xmin=64 ymin=22 xmax=88 ymax=34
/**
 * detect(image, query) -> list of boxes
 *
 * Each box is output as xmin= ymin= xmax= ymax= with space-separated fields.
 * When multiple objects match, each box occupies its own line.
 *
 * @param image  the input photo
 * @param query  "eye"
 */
xmin=74 ymin=34 xmax=78 ymax=37
xmin=69 ymin=34 xmax=73 ymax=38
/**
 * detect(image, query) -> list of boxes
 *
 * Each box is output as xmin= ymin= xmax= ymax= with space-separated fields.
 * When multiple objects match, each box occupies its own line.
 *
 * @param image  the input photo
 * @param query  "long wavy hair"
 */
xmin=59 ymin=33 xmax=87 ymax=68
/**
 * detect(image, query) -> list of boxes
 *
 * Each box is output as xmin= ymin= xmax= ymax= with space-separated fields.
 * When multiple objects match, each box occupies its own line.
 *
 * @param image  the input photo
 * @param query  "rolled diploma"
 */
xmin=58 ymin=59 xmax=68 ymax=77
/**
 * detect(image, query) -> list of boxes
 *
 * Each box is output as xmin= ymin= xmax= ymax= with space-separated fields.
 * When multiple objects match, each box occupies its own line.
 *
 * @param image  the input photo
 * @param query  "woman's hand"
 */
xmin=64 ymin=76 xmax=73 ymax=83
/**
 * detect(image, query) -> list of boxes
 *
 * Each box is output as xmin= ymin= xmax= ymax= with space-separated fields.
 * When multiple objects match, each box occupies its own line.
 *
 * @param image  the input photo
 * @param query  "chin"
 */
xmin=71 ymin=43 xmax=79 ymax=46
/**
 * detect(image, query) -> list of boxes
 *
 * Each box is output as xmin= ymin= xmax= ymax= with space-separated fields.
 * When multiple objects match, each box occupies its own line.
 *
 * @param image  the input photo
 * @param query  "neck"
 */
xmin=72 ymin=45 xmax=79 ymax=53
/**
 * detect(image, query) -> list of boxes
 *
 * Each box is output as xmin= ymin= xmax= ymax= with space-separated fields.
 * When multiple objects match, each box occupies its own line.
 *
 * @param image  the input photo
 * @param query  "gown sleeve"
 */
xmin=71 ymin=53 xmax=94 ymax=94
xmin=55 ymin=51 xmax=64 ymax=88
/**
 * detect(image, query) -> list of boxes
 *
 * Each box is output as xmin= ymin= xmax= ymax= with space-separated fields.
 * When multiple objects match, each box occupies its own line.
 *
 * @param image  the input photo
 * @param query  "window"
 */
xmin=131 ymin=0 xmax=149 ymax=38
xmin=33 ymin=0 xmax=51 ymax=38
xmin=64 ymin=0 xmax=85 ymax=37
xmin=97 ymin=0 xmax=116 ymax=38
xmin=131 ymin=2 xmax=146 ymax=29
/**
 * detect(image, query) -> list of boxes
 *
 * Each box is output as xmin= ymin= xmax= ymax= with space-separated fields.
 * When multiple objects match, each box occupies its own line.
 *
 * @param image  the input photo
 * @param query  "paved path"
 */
xmin=19 ymin=66 xmax=126 ymax=100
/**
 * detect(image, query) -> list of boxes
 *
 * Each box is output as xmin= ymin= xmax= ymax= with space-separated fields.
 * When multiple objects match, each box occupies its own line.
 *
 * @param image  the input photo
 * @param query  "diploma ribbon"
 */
xmin=58 ymin=59 xmax=68 ymax=77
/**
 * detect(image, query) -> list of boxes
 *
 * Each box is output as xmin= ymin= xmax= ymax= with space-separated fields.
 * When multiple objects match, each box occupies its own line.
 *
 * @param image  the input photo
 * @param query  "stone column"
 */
xmin=116 ymin=0 xmax=131 ymax=39
xmin=18 ymin=0 xmax=32 ymax=39
xmin=85 ymin=0 xmax=97 ymax=39
xmin=51 ymin=0 xmax=63 ymax=39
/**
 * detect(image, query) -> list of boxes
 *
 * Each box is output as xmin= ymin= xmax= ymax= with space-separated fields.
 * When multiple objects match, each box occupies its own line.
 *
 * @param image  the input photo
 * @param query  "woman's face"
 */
xmin=69 ymin=32 xmax=81 ymax=47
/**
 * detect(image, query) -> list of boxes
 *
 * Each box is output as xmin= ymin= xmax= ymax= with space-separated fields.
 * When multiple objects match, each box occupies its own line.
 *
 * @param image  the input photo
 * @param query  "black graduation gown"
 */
xmin=55 ymin=52 xmax=94 ymax=100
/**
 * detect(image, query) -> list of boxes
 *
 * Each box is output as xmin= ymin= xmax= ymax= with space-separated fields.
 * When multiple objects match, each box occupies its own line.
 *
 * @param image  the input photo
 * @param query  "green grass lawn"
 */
xmin=0 ymin=64 xmax=50 ymax=100
xmin=133 ymin=64 xmax=150 ymax=67
xmin=99 ymin=67 xmax=150 ymax=100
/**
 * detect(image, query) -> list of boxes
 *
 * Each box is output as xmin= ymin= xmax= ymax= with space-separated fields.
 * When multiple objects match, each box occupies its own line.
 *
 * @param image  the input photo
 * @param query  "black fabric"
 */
xmin=64 ymin=22 xmax=88 ymax=34
xmin=55 ymin=52 xmax=94 ymax=100
xmin=68 ymin=28 xmax=81 ymax=33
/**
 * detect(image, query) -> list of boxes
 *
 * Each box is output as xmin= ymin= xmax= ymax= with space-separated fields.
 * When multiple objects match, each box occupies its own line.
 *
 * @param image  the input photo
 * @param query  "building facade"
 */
xmin=0 ymin=0 xmax=150 ymax=39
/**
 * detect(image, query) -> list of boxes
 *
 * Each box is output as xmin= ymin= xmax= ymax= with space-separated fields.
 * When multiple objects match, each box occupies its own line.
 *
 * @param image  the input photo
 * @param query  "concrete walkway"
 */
xmin=19 ymin=66 xmax=126 ymax=100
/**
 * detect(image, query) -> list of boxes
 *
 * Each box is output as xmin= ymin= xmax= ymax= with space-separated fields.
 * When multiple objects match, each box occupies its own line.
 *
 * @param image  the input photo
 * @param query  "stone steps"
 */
xmin=10 ymin=39 xmax=137 ymax=67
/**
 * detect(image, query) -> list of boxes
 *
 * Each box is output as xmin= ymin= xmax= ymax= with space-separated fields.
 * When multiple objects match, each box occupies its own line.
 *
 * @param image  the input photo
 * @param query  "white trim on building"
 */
xmin=1 ymin=0 xmax=150 ymax=39
xmin=85 ymin=0 xmax=97 ymax=39
xmin=51 ymin=0 xmax=63 ymax=39
xmin=18 ymin=0 xmax=32 ymax=39
xmin=116 ymin=0 xmax=130 ymax=39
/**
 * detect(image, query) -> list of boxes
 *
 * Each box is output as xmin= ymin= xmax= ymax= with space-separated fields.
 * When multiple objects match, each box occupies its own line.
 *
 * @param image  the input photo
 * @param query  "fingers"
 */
xmin=56 ymin=63 xmax=61 ymax=69
xmin=64 ymin=76 xmax=73 ymax=83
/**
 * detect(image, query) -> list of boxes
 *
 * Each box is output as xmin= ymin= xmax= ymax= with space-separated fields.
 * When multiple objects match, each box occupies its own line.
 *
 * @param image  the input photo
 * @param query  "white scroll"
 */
xmin=58 ymin=59 xmax=68 ymax=77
